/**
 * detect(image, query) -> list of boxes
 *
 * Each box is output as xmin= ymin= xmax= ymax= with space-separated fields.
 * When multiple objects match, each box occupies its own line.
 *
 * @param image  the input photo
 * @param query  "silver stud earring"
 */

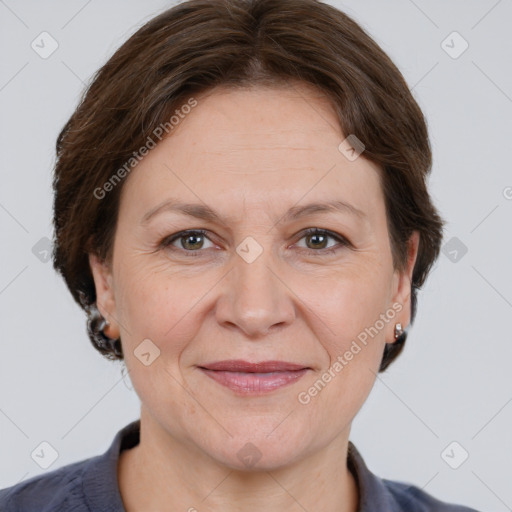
xmin=394 ymin=322 xmax=404 ymax=340
xmin=86 ymin=302 xmax=123 ymax=358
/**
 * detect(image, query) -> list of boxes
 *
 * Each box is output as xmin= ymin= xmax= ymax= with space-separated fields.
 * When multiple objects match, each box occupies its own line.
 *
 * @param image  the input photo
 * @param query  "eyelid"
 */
xmin=162 ymin=229 xmax=216 ymax=252
xmin=295 ymin=227 xmax=350 ymax=250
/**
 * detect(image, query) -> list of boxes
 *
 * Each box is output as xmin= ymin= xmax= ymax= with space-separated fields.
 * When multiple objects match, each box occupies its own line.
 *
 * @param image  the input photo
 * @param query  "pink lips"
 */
xmin=199 ymin=359 xmax=310 ymax=394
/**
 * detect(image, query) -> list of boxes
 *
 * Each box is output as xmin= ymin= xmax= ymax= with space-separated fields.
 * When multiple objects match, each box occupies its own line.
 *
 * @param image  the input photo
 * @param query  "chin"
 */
xmin=203 ymin=426 xmax=310 ymax=472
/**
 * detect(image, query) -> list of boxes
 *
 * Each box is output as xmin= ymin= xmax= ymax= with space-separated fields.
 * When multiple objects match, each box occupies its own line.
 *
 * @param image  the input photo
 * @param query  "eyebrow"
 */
xmin=141 ymin=198 xmax=366 ymax=225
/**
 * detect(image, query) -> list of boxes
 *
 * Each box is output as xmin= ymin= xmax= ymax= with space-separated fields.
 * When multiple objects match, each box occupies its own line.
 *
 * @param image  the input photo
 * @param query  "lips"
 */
xmin=198 ymin=360 xmax=310 ymax=394
xmin=199 ymin=360 xmax=309 ymax=372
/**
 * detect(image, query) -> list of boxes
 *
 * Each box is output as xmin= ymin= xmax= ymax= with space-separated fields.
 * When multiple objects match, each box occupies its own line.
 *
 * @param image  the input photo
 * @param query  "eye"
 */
xmin=161 ymin=229 xmax=215 ymax=255
xmin=294 ymin=228 xmax=350 ymax=255
xmin=159 ymin=228 xmax=350 ymax=257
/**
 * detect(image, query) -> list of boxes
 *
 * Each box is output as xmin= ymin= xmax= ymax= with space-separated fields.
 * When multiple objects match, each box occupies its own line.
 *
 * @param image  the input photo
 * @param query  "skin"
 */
xmin=89 ymin=82 xmax=419 ymax=512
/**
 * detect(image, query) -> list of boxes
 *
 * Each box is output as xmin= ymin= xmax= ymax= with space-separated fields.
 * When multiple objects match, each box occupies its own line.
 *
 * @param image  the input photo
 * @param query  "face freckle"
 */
xmin=91 ymin=83 xmax=414 ymax=474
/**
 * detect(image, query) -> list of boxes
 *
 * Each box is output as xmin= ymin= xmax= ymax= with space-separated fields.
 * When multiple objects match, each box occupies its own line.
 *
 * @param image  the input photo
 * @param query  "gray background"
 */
xmin=1 ymin=1 xmax=511 ymax=510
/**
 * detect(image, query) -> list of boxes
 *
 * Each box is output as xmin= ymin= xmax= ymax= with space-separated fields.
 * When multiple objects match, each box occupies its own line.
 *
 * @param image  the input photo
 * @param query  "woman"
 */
xmin=0 ymin=0 xmax=480 ymax=510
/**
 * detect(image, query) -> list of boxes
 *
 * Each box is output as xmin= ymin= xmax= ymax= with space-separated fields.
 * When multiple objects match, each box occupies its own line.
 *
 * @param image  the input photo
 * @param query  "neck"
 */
xmin=118 ymin=408 xmax=360 ymax=512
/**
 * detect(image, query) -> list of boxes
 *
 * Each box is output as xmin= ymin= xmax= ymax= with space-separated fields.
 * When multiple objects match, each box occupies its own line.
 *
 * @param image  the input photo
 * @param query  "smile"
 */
xmin=199 ymin=368 xmax=309 ymax=394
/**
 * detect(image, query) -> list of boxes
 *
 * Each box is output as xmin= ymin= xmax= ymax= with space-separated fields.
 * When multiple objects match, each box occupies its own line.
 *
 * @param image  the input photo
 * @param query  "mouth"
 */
xmin=198 ymin=360 xmax=311 ymax=395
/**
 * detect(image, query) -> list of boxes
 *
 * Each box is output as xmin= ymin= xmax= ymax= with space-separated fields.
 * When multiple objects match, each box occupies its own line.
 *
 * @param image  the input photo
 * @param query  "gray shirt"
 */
xmin=0 ymin=419 xmax=480 ymax=511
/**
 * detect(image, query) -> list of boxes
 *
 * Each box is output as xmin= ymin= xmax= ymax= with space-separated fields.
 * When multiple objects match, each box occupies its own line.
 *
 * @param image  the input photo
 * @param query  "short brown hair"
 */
xmin=52 ymin=0 xmax=445 ymax=371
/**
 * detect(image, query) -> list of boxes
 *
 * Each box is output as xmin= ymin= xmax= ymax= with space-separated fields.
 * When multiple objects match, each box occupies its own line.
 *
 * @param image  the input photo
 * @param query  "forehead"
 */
xmin=185 ymin=82 xmax=345 ymax=154
xmin=119 ymin=84 xmax=384 ymax=226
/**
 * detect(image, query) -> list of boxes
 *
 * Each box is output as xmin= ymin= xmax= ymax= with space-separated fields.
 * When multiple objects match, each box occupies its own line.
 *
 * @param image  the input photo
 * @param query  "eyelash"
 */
xmin=159 ymin=228 xmax=350 ymax=257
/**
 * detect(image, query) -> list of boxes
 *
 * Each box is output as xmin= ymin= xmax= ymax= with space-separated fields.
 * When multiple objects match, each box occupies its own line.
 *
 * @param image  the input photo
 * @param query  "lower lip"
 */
xmin=199 ymin=368 xmax=309 ymax=394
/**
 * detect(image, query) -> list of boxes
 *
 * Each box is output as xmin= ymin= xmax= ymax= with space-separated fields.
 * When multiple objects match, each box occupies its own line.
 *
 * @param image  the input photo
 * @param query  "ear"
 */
xmin=388 ymin=230 xmax=420 ymax=340
xmin=88 ymin=252 xmax=120 ymax=339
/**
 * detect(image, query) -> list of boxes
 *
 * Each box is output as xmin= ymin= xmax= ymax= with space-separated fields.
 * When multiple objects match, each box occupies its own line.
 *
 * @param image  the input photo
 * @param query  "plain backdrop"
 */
xmin=1 ymin=1 xmax=511 ymax=510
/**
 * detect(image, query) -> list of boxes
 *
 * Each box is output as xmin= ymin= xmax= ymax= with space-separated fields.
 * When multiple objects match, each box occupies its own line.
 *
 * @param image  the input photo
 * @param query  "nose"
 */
xmin=215 ymin=245 xmax=296 ymax=339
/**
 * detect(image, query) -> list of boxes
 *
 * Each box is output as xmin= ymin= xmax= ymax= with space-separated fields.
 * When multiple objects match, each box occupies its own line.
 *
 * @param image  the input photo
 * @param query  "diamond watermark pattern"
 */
xmin=442 ymin=236 xmax=468 ymax=263
xmin=134 ymin=338 xmax=161 ymax=366
xmin=31 ymin=441 xmax=59 ymax=469
xmin=338 ymin=134 xmax=365 ymax=161
xmin=236 ymin=442 xmax=262 ymax=468
xmin=31 ymin=32 xmax=59 ymax=59
xmin=32 ymin=236 xmax=52 ymax=263
xmin=236 ymin=236 xmax=263 ymax=264
xmin=441 ymin=31 xmax=469 ymax=60
xmin=441 ymin=441 xmax=469 ymax=469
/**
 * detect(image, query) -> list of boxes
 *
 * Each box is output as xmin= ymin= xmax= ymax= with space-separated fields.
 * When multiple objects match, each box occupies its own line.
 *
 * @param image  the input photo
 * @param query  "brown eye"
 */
xmin=179 ymin=232 xmax=206 ymax=250
xmin=296 ymin=228 xmax=349 ymax=254
xmin=161 ymin=229 xmax=214 ymax=254
xmin=305 ymin=231 xmax=329 ymax=249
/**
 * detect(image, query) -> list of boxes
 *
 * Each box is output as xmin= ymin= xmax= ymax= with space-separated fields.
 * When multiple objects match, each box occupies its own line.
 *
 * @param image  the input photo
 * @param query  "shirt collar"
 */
xmin=82 ymin=419 xmax=140 ymax=512
xmin=82 ymin=419 xmax=395 ymax=512
xmin=347 ymin=441 xmax=397 ymax=511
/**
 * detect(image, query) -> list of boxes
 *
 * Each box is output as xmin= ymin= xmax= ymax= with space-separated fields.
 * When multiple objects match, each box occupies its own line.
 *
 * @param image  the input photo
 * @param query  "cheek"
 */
xmin=115 ymin=268 xmax=201 ymax=405
xmin=300 ymin=260 xmax=392 ymax=354
xmin=114 ymin=260 xmax=196 ymax=352
xmin=296 ymin=272 xmax=390 ymax=428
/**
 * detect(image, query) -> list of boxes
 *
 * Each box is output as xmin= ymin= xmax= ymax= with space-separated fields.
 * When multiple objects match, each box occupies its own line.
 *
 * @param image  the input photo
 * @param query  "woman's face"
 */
xmin=90 ymin=83 xmax=418 ymax=470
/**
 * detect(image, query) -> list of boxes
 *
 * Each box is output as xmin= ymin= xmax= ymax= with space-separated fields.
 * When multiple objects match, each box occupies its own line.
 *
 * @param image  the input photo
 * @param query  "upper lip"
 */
xmin=199 ymin=360 xmax=309 ymax=372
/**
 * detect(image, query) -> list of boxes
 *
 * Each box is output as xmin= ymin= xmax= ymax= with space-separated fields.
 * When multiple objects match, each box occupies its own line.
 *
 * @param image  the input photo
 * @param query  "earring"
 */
xmin=394 ymin=322 xmax=404 ymax=340
xmin=86 ymin=302 xmax=123 ymax=358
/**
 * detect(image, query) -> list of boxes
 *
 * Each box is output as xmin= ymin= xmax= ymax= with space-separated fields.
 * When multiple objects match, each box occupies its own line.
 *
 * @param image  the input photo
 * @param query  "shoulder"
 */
xmin=0 ymin=420 xmax=139 ymax=512
xmin=347 ymin=441 xmax=481 ymax=512
xmin=383 ymin=478 xmax=481 ymax=512
xmin=0 ymin=456 xmax=97 ymax=512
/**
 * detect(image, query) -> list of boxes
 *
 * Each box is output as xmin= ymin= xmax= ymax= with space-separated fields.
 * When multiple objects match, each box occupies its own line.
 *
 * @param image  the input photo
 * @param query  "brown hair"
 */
xmin=52 ymin=0 xmax=445 ymax=371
